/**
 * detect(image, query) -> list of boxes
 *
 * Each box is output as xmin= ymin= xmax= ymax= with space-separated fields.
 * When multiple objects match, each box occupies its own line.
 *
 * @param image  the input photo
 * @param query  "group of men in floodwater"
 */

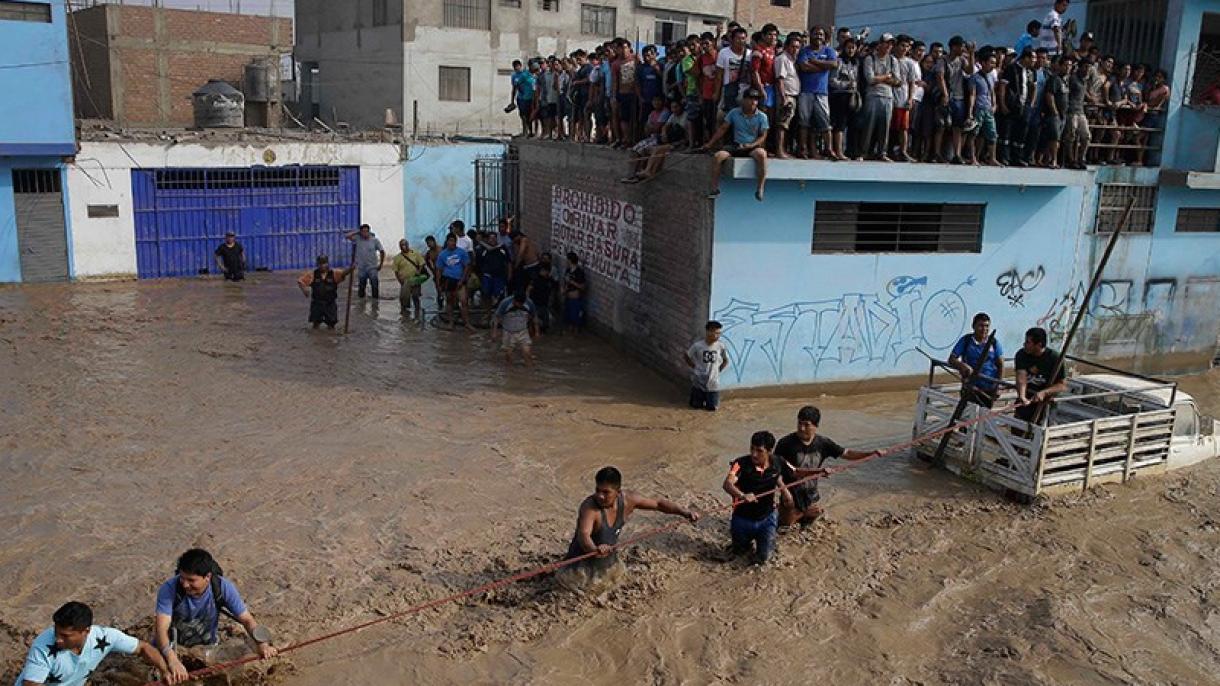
xmin=11 ymin=311 xmax=1070 ymax=684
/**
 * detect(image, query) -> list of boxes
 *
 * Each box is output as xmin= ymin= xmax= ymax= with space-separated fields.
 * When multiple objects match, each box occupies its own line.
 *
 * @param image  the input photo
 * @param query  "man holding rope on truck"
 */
xmin=1015 ymin=326 xmax=1068 ymax=422
xmin=948 ymin=312 xmax=1005 ymax=408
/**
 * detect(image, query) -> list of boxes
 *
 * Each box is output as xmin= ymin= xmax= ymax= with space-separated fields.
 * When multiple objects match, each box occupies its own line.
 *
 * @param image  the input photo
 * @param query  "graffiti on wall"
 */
xmin=714 ymin=275 xmax=976 ymax=383
xmin=994 ymin=266 xmax=1045 ymax=307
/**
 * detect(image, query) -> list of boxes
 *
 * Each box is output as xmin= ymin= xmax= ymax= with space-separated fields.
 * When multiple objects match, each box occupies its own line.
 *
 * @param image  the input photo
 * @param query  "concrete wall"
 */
xmin=66 ymin=141 xmax=404 ymax=279
xmin=834 ymin=0 xmax=1088 ymax=53
xmin=710 ymin=175 xmax=1092 ymax=389
xmin=70 ymin=4 xmax=293 ymax=127
xmin=517 ymin=139 xmax=714 ymax=383
xmin=1160 ymin=0 xmax=1220 ymax=172
xmin=403 ymin=141 xmax=506 ymax=244
xmin=735 ymin=0 xmax=810 ymax=33
xmin=0 ymin=0 xmax=74 ymax=154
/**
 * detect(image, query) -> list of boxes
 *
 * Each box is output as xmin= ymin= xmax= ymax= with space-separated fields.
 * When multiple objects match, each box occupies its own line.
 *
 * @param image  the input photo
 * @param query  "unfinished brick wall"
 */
xmin=734 ymin=0 xmax=810 ymax=33
xmin=516 ymin=140 xmax=715 ymax=385
xmin=70 ymin=5 xmax=292 ymax=127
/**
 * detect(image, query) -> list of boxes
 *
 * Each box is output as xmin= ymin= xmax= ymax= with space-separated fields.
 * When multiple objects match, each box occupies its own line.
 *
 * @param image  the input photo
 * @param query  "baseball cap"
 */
xmin=881 ymin=32 xmax=895 ymax=42
xmin=1081 ymin=31 xmax=1095 ymax=42
xmin=225 ymin=230 xmax=236 ymax=237
xmin=743 ymin=88 xmax=763 ymax=100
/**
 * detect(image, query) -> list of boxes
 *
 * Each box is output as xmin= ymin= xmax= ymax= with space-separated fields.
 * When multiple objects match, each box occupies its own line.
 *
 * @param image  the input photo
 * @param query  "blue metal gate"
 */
xmin=132 ymin=166 xmax=361 ymax=278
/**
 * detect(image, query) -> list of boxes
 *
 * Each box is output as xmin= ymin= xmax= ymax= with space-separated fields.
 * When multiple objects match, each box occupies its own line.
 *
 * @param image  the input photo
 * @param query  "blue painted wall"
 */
xmin=403 ymin=142 xmax=506 ymax=246
xmin=1160 ymin=0 xmax=1220 ymax=172
xmin=0 ymin=163 xmax=18 ymax=281
xmin=710 ymin=178 xmax=1090 ymax=388
xmin=0 ymin=0 xmax=75 ymax=155
xmin=834 ymin=0 xmax=1087 ymax=54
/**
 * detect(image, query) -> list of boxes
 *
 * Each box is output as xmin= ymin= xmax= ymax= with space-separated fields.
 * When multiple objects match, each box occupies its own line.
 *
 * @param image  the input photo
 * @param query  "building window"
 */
xmin=539 ymin=0 xmax=559 ymax=10
xmin=500 ymin=0 xmax=522 ymax=6
xmin=812 ymin=202 xmax=984 ymax=253
xmin=1187 ymin=12 xmax=1219 ymax=106
xmin=771 ymin=0 xmax=792 ymax=5
xmin=1096 ymin=184 xmax=1156 ymax=233
xmin=1176 ymin=207 xmax=1220 ymax=232
xmin=581 ymin=4 xmax=615 ymax=36
xmin=1087 ymin=0 xmax=1167 ymax=72
xmin=0 ymin=0 xmax=51 ymax=23
xmin=12 ymin=169 xmax=60 ymax=193
xmin=87 ymin=205 xmax=120 ymax=218
xmin=654 ymin=11 xmax=687 ymax=45
xmin=439 ymin=66 xmax=472 ymax=102
xmin=443 ymin=0 xmax=490 ymax=29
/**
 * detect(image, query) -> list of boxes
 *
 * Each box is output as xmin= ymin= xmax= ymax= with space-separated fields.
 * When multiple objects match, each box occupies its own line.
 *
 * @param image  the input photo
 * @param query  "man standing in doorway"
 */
xmin=1015 ymin=326 xmax=1068 ymax=423
xmin=392 ymin=238 xmax=427 ymax=320
xmin=345 ymin=224 xmax=385 ymax=299
xmin=684 ymin=320 xmax=729 ymax=411
xmin=213 ymin=231 xmax=245 ymax=281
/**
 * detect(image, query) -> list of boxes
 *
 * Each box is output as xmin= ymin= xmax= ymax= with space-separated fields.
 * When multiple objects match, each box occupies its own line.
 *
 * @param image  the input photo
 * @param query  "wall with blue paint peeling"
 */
xmin=403 ymin=142 xmax=506 ymax=245
xmin=709 ymin=178 xmax=1094 ymax=389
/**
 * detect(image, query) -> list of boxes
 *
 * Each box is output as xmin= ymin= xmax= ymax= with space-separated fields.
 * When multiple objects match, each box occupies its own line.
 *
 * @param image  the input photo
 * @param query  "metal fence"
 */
xmin=473 ymin=152 xmax=520 ymax=232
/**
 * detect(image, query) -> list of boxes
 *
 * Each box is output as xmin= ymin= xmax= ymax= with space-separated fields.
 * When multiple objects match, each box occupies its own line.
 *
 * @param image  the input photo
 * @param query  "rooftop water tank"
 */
xmin=192 ymin=80 xmax=245 ymax=129
xmin=243 ymin=59 xmax=280 ymax=103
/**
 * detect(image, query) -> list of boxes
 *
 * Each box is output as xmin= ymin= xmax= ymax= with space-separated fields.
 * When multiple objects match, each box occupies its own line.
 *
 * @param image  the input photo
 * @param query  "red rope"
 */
xmin=144 ymin=402 xmax=1014 ymax=685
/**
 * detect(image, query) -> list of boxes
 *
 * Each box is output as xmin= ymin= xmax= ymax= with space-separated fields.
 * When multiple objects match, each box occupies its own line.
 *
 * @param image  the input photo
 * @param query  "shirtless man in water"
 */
xmin=561 ymin=467 xmax=699 ymax=587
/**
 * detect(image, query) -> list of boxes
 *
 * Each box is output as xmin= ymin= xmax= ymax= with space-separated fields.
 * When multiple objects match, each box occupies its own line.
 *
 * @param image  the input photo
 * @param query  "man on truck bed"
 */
xmin=948 ymin=312 xmax=1004 ymax=407
xmin=1014 ymin=326 xmax=1068 ymax=422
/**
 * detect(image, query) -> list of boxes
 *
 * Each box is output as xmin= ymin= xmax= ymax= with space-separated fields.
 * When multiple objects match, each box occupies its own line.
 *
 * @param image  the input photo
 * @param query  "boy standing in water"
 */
xmin=684 ymin=320 xmax=730 ymax=410
xmin=297 ymin=255 xmax=351 ymax=330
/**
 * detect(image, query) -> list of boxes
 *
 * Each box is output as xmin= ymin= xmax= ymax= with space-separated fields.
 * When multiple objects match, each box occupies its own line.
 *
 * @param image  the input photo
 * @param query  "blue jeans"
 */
xmin=730 ymin=510 xmax=778 ymax=562
xmin=689 ymin=387 xmax=720 ymax=411
xmin=358 ymin=265 xmax=379 ymax=298
xmin=481 ymin=274 xmax=507 ymax=303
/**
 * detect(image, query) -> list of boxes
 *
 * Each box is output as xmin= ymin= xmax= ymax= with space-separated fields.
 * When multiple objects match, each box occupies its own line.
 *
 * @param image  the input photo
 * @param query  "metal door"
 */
xmin=132 ymin=166 xmax=360 ymax=279
xmin=473 ymin=151 xmax=519 ymax=232
xmin=13 ymin=169 xmax=69 ymax=282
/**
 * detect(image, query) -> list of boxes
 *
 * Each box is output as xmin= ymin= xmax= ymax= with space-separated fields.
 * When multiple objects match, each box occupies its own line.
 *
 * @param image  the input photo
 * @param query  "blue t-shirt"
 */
xmin=155 ymin=576 xmax=248 ymax=645
xmin=639 ymin=62 xmax=662 ymax=102
xmin=797 ymin=46 xmax=836 ymax=95
xmin=437 ymin=247 xmax=470 ymax=280
xmin=951 ymin=334 xmax=1004 ymax=389
xmin=16 ymin=625 xmax=139 ymax=686
xmin=726 ymin=107 xmax=769 ymax=146
xmin=512 ymin=71 xmax=536 ymax=101
xmin=970 ymin=72 xmax=994 ymax=112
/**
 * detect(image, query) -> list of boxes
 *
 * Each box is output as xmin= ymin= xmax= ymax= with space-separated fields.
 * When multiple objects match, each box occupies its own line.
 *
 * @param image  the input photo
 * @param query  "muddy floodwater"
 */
xmin=2 ymin=274 xmax=1220 ymax=685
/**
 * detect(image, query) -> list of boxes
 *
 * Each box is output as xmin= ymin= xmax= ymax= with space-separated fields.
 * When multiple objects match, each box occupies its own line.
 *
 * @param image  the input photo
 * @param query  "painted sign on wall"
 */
xmin=550 ymin=185 xmax=642 ymax=292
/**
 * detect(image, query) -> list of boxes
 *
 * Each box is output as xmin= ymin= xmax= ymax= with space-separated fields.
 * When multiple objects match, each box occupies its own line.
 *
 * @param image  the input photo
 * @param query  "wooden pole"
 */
xmin=342 ymin=241 xmax=357 ymax=334
xmin=1033 ymin=195 xmax=1137 ymax=424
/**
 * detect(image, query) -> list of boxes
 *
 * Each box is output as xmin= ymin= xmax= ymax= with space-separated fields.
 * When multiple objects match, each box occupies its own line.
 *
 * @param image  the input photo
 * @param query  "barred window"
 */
xmin=0 ymin=1 xmax=52 ymax=23
xmin=1176 ymin=207 xmax=1220 ymax=232
xmin=539 ymin=0 xmax=559 ymax=10
xmin=439 ymin=66 xmax=472 ymax=102
xmin=443 ymin=0 xmax=490 ymax=29
xmin=581 ymin=4 xmax=615 ymax=36
xmin=1096 ymin=184 xmax=1155 ymax=233
xmin=500 ymin=0 xmax=522 ymax=6
xmin=812 ymin=202 xmax=984 ymax=253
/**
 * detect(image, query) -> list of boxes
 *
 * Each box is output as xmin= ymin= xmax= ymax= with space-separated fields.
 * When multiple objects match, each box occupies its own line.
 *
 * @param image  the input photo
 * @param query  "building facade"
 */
xmin=69 ymin=4 xmax=292 ymax=127
xmin=734 ymin=0 xmax=809 ymax=34
xmin=294 ymin=0 xmax=734 ymax=135
xmin=0 ymin=0 xmax=75 ymax=283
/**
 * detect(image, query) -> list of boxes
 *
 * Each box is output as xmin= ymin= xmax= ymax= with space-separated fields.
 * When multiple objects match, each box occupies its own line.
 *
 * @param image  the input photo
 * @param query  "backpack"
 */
xmin=173 ymin=558 xmax=236 ymax=622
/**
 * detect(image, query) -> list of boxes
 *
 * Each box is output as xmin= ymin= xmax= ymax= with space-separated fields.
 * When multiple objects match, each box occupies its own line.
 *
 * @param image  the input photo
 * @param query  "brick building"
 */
xmin=68 ymin=4 xmax=291 ymax=127
xmin=734 ymin=0 xmax=809 ymax=33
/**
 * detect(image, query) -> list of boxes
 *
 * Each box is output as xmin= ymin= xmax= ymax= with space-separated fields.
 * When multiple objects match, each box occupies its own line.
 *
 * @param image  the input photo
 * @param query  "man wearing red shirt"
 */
xmin=750 ymin=24 xmax=780 ymax=121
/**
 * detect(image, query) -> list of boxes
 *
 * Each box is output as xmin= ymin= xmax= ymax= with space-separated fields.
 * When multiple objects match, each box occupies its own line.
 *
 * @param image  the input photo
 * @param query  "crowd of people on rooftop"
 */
xmin=505 ymin=0 xmax=1172 ymax=198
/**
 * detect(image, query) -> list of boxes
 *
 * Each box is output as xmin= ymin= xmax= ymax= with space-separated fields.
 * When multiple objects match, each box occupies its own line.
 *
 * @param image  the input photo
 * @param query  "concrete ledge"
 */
xmin=727 ymin=157 xmax=1092 ymax=187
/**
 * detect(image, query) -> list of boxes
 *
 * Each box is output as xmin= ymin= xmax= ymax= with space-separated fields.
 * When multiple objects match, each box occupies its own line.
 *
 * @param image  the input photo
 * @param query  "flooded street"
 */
xmin=3 ymin=274 xmax=1220 ymax=685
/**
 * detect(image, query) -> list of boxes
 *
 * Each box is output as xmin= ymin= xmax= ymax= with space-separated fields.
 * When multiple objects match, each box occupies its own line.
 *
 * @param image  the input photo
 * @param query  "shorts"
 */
xmin=615 ymin=93 xmax=637 ymax=122
xmin=631 ymin=134 xmax=661 ymax=154
xmin=501 ymin=329 xmax=531 ymax=352
xmin=564 ymin=297 xmax=585 ymax=326
xmin=1042 ymin=114 xmax=1065 ymax=142
xmin=1115 ymin=109 xmax=1139 ymax=127
xmin=974 ymin=109 xmax=998 ymax=142
xmin=890 ymin=107 xmax=911 ymax=132
xmin=571 ymin=92 xmax=588 ymax=117
xmin=481 ymin=274 xmax=507 ymax=301
xmin=1142 ymin=112 xmax=1163 ymax=130
xmin=541 ymin=103 xmax=558 ymax=119
xmin=763 ymin=84 xmax=776 ymax=109
xmin=799 ymin=93 xmax=830 ymax=131
xmin=440 ymin=276 xmax=464 ymax=294
xmin=828 ymin=91 xmax=855 ymax=131
xmin=309 ymin=299 xmax=338 ymax=326
xmin=689 ymin=386 xmax=720 ymax=410
xmin=790 ymin=485 xmax=821 ymax=513
xmin=516 ymin=97 xmax=533 ymax=120
xmin=723 ymin=144 xmax=757 ymax=158
xmin=961 ymin=385 xmax=996 ymax=408
xmin=949 ymin=98 xmax=968 ymax=127
xmin=1064 ymin=113 xmax=1091 ymax=144
xmin=775 ymin=97 xmax=797 ymax=129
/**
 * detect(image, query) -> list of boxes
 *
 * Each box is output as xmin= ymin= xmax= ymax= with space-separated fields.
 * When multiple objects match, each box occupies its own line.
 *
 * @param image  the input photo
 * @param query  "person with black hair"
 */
xmin=949 ymin=312 xmax=1005 ymax=407
xmin=1014 ymin=326 xmax=1069 ymax=422
xmin=296 ymin=255 xmax=351 ymax=330
xmin=562 ymin=251 xmax=587 ymax=332
xmin=775 ymin=406 xmax=878 ymax=529
xmin=560 ymin=466 xmax=698 ymax=585
xmin=153 ymin=548 xmax=276 ymax=683
xmin=15 ymin=601 xmax=176 ymax=685
xmin=723 ymin=431 xmax=790 ymax=565
xmin=684 ymin=320 xmax=730 ymax=411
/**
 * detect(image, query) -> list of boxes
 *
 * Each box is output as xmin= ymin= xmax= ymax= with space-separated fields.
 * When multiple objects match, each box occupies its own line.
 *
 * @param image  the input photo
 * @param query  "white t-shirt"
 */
xmin=894 ymin=56 xmax=920 ymax=106
xmin=1039 ymin=9 xmax=1062 ymax=53
xmin=456 ymin=235 xmax=474 ymax=253
xmin=912 ymin=59 xmax=926 ymax=102
xmin=774 ymin=51 xmax=801 ymax=97
xmin=688 ymin=338 xmax=727 ymax=391
xmin=716 ymin=46 xmax=750 ymax=86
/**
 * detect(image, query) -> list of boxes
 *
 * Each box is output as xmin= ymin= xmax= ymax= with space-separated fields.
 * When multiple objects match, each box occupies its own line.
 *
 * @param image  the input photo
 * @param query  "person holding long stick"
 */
xmin=1014 ymin=326 xmax=1068 ymax=423
xmin=948 ymin=312 xmax=1005 ymax=408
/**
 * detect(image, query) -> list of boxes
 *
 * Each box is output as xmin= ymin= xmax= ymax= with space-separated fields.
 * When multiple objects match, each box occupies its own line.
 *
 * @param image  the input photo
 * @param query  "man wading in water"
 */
xmin=297 ymin=255 xmax=351 ymax=330
xmin=559 ymin=466 xmax=699 ymax=592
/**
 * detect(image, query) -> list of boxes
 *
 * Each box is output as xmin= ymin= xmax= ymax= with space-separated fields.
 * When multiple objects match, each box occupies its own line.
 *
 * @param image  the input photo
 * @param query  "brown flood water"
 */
xmin=2 ymin=274 xmax=1220 ymax=685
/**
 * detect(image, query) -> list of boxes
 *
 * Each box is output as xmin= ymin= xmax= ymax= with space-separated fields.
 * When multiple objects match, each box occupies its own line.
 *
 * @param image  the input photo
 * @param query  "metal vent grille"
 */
xmin=812 ymin=202 xmax=984 ymax=253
